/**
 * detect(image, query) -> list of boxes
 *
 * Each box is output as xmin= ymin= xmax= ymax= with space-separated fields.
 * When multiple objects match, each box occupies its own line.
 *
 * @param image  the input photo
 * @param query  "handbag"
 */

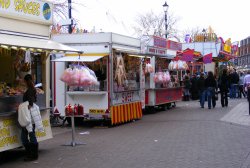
xmin=214 ymin=91 xmax=218 ymax=100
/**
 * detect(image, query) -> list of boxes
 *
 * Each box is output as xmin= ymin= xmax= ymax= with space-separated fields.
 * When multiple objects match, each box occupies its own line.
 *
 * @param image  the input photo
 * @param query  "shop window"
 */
xmin=66 ymin=57 xmax=108 ymax=92
xmin=113 ymin=52 xmax=140 ymax=92
xmin=0 ymin=48 xmax=46 ymax=113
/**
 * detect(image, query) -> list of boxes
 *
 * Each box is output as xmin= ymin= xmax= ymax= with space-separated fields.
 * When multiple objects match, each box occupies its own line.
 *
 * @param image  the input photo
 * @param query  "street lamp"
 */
xmin=163 ymin=1 xmax=169 ymax=39
xmin=68 ymin=0 xmax=73 ymax=33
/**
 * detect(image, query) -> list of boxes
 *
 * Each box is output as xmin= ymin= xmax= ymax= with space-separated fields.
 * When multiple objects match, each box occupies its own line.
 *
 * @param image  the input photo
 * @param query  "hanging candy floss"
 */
xmin=145 ymin=63 xmax=154 ymax=74
xmin=154 ymin=71 xmax=171 ymax=83
xmin=60 ymin=65 xmax=99 ymax=86
xmin=168 ymin=60 xmax=188 ymax=70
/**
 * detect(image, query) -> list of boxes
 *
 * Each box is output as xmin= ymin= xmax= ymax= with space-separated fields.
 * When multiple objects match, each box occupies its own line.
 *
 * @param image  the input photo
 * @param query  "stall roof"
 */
xmin=52 ymin=56 xmax=105 ymax=62
xmin=0 ymin=34 xmax=79 ymax=52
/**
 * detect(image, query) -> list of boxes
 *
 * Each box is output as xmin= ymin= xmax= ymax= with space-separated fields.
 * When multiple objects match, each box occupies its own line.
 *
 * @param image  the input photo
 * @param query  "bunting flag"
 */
xmin=181 ymin=49 xmax=194 ymax=62
xmin=203 ymin=53 xmax=212 ymax=64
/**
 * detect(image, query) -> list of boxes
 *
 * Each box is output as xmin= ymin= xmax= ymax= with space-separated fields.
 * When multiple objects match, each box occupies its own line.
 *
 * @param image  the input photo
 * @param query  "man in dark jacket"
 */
xmin=197 ymin=73 xmax=206 ymax=108
xmin=229 ymin=69 xmax=239 ymax=98
xmin=219 ymin=69 xmax=229 ymax=107
xmin=191 ymin=74 xmax=199 ymax=100
xmin=205 ymin=71 xmax=217 ymax=109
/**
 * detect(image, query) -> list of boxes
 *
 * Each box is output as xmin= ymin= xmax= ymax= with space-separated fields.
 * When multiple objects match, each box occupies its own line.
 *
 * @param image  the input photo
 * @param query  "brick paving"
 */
xmin=1 ymin=98 xmax=250 ymax=168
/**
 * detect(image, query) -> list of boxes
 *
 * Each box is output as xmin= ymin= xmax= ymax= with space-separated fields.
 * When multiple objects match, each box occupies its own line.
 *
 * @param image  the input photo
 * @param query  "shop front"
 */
xmin=52 ymin=33 xmax=143 ymax=125
xmin=142 ymin=36 xmax=183 ymax=110
xmin=0 ymin=0 xmax=78 ymax=152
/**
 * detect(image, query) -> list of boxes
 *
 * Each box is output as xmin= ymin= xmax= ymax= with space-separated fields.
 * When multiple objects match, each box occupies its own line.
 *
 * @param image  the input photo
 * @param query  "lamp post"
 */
xmin=68 ymin=0 xmax=73 ymax=33
xmin=163 ymin=1 xmax=169 ymax=39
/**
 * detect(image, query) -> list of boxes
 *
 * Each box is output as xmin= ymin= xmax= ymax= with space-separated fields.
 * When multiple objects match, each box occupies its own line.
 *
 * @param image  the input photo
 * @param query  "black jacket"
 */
xmin=197 ymin=76 xmax=206 ymax=91
xmin=229 ymin=72 xmax=239 ymax=84
xmin=205 ymin=76 xmax=217 ymax=88
xmin=219 ymin=74 xmax=229 ymax=92
xmin=23 ymin=87 xmax=37 ymax=106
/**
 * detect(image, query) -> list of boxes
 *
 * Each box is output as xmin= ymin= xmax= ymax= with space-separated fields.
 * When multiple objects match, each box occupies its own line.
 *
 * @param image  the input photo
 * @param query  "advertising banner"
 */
xmin=0 ymin=110 xmax=52 ymax=152
xmin=0 ymin=0 xmax=53 ymax=25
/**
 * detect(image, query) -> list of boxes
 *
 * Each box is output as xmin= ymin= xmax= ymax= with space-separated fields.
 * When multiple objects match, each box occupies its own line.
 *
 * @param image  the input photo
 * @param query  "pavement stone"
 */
xmin=220 ymin=99 xmax=250 ymax=126
xmin=1 ymin=98 xmax=250 ymax=168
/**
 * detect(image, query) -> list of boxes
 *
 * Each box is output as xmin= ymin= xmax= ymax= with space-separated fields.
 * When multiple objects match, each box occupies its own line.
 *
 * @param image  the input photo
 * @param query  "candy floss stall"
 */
xmin=142 ymin=36 xmax=184 ymax=110
xmin=0 ymin=0 xmax=78 ymax=152
xmin=52 ymin=33 xmax=143 ymax=125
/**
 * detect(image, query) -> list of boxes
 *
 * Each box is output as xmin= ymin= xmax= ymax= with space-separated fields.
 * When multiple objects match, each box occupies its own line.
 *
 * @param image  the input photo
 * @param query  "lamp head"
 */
xmin=163 ymin=1 xmax=169 ymax=13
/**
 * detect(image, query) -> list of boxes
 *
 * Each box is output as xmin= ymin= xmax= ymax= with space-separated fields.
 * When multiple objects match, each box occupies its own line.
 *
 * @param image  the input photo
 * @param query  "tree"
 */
xmin=133 ymin=10 xmax=179 ymax=39
xmin=48 ymin=0 xmax=85 ymax=33
xmin=48 ymin=0 xmax=84 ymax=23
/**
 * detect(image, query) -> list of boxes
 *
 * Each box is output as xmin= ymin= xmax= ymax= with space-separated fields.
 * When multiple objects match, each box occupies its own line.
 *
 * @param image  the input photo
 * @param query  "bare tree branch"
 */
xmin=180 ymin=27 xmax=202 ymax=42
xmin=133 ymin=10 xmax=179 ymax=39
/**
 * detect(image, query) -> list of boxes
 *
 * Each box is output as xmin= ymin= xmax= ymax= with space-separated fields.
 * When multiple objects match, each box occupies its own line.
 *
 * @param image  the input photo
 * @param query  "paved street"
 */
xmin=1 ymin=98 xmax=250 ymax=168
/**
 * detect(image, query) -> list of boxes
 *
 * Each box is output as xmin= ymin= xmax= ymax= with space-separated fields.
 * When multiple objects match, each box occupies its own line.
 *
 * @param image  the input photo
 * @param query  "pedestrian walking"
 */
xmin=229 ymin=68 xmax=239 ymax=98
xmin=191 ymin=74 xmax=199 ymax=100
xmin=183 ymin=75 xmax=191 ymax=101
xmin=197 ymin=72 xmax=206 ymax=108
xmin=244 ymin=70 xmax=250 ymax=115
xmin=239 ymin=72 xmax=246 ymax=98
xmin=218 ymin=69 xmax=229 ymax=107
xmin=205 ymin=71 xmax=217 ymax=109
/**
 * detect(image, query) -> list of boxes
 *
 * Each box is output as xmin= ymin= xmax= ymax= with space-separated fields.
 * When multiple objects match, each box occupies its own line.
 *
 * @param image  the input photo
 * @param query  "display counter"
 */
xmin=0 ymin=94 xmax=46 ymax=115
xmin=145 ymin=87 xmax=183 ymax=106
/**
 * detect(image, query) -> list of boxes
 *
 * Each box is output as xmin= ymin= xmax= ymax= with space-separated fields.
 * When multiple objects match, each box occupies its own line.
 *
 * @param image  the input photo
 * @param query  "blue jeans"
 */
xmin=207 ymin=87 xmax=215 ymax=108
xmin=230 ymin=84 xmax=238 ymax=98
xmin=21 ymin=126 xmax=38 ymax=145
xmin=199 ymin=90 xmax=206 ymax=107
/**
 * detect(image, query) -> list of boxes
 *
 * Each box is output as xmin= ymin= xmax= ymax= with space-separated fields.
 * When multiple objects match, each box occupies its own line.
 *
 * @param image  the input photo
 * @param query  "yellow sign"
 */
xmin=0 ymin=0 xmax=53 ymax=25
xmin=0 ymin=110 xmax=52 ymax=152
xmin=89 ymin=109 xmax=105 ymax=114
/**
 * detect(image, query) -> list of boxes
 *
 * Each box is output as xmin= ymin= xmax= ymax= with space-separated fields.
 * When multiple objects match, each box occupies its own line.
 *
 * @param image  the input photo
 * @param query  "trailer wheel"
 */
xmin=149 ymin=106 xmax=156 ymax=113
xmin=166 ymin=103 xmax=172 ymax=109
xmin=66 ymin=117 xmax=84 ymax=126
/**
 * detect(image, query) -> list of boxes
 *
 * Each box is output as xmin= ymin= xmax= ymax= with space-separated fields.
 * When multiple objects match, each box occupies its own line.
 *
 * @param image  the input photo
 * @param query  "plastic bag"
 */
xmin=60 ymin=68 xmax=73 ymax=83
xmin=168 ymin=61 xmax=174 ymax=70
xmin=145 ymin=63 xmax=154 ymax=73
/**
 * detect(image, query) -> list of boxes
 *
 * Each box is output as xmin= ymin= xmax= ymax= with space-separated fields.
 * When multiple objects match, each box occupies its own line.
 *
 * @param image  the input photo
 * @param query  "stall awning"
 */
xmin=52 ymin=56 xmax=105 ymax=62
xmin=0 ymin=34 xmax=79 ymax=52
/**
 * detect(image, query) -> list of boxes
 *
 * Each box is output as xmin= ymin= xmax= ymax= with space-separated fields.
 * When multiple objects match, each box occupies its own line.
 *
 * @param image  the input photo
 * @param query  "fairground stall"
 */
xmin=141 ymin=36 xmax=183 ymax=111
xmin=0 ymin=0 xmax=78 ymax=152
xmin=182 ymin=27 xmax=238 ymax=76
xmin=52 ymin=33 xmax=143 ymax=125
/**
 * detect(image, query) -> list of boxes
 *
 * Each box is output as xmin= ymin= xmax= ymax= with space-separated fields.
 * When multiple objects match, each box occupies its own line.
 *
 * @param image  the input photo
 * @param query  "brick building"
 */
xmin=237 ymin=37 xmax=250 ymax=67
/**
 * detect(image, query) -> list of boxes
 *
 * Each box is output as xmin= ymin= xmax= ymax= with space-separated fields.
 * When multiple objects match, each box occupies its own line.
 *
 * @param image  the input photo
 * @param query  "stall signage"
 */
xmin=0 ymin=0 xmax=53 ymax=25
xmin=147 ymin=47 xmax=167 ymax=56
xmin=89 ymin=109 xmax=105 ymax=114
xmin=167 ymin=40 xmax=182 ymax=51
xmin=153 ymin=36 xmax=167 ymax=48
xmin=113 ymin=91 xmax=140 ymax=105
xmin=0 ymin=112 xmax=52 ymax=152
xmin=155 ymin=88 xmax=182 ymax=105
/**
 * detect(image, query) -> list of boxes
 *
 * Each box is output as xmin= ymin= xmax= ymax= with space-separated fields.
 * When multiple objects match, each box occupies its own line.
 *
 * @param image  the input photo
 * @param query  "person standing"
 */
xmin=190 ymin=74 xmax=199 ymax=100
xmin=205 ymin=71 xmax=217 ymax=109
xmin=244 ymin=70 xmax=250 ymax=115
xmin=197 ymin=73 xmax=206 ymax=108
xmin=239 ymin=72 xmax=246 ymax=98
xmin=183 ymin=75 xmax=191 ymax=101
xmin=218 ymin=69 xmax=229 ymax=107
xmin=229 ymin=69 xmax=239 ymax=98
xmin=21 ymin=74 xmax=39 ymax=161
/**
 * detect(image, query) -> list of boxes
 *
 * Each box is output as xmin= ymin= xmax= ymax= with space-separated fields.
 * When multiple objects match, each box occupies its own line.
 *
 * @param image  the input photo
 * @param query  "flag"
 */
xmin=203 ymin=53 xmax=212 ymax=64
xmin=181 ymin=49 xmax=194 ymax=62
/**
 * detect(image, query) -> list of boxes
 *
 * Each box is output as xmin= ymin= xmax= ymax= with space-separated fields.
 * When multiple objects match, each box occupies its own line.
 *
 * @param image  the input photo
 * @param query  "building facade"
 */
xmin=237 ymin=37 xmax=250 ymax=67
